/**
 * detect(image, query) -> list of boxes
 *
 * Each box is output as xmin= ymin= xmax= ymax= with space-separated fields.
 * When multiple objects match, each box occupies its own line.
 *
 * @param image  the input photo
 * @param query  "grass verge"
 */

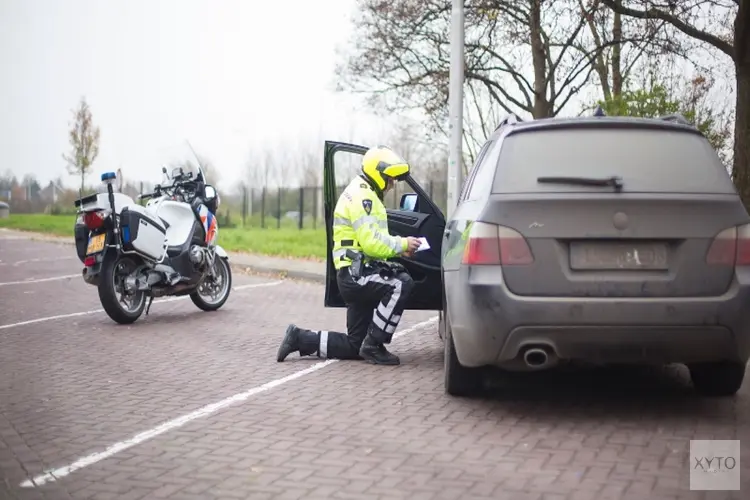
xmin=0 ymin=214 xmax=327 ymax=260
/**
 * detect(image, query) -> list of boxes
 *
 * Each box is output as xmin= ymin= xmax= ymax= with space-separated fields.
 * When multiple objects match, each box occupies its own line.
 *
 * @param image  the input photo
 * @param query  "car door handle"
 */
xmin=443 ymin=229 xmax=451 ymax=238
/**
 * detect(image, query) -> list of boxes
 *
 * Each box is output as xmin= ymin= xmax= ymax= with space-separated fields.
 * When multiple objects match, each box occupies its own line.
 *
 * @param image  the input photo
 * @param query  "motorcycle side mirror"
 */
xmin=204 ymin=185 xmax=217 ymax=201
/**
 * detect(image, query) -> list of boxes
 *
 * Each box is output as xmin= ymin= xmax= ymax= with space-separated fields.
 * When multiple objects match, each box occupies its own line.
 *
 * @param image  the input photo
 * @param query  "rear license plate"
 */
xmin=86 ymin=233 xmax=106 ymax=255
xmin=570 ymin=241 xmax=668 ymax=270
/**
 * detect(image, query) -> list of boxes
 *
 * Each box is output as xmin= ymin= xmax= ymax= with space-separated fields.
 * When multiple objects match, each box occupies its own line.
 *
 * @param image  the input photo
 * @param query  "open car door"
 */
xmin=323 ymin=140 xmax=445 ymax=311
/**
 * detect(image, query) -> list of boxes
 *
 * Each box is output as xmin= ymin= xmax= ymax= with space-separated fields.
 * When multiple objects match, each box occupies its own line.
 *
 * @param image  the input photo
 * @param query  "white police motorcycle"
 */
xmin=73 ymin=164 xmax=231 ymax=324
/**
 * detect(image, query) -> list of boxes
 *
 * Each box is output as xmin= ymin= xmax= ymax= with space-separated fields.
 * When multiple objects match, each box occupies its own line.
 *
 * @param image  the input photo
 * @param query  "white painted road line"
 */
xmin=19 ymin=315 xmax=439 ymax=488
xmin=0 ymin=280 xmax=283 ymax=331
xmin=11 ymin=256 xmax=78 ymax=267
xmin=0 ymin=274 xmax=80 ymax=287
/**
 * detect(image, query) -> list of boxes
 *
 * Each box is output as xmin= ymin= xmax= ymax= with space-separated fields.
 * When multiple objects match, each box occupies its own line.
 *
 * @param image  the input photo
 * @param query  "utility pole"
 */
xmin=446 ymin=0 xmax=465 ymax=219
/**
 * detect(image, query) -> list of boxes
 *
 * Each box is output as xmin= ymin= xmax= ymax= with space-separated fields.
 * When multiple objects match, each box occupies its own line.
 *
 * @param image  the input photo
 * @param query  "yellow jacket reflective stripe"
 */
xmin=332 ymin=176 xmax=407 ymax=269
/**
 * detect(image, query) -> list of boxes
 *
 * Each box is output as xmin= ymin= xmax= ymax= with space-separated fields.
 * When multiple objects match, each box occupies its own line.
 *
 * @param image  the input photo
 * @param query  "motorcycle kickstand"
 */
xmin=145 ymin=296 xmax=154 ymax=316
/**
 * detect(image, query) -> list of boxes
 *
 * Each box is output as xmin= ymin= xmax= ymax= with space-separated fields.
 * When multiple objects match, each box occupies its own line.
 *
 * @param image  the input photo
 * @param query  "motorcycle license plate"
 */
xmin=86 ymin=233 xmax=106 ymax=254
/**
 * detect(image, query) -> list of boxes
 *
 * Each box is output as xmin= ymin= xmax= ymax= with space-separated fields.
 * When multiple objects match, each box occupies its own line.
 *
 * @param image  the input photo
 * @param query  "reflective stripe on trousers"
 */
xmin=353 ymin=272 xmax=404 ymax=336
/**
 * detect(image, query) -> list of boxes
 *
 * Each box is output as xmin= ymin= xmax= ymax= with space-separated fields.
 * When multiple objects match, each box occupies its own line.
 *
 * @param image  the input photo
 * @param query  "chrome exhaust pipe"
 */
xmin=523 ymin=347 xmax=550 ymax=368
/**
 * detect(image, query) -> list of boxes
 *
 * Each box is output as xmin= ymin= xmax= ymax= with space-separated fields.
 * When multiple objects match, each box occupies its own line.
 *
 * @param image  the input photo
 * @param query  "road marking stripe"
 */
xmin=0 ymin=281 xmax=283 ymax=331
xmin=0 ymin=274 xmax=81 ymax=286
xmin=12 ymin=256 xmax=78 ymax=267
xmin=19 ymin=315 xmax=439 ymax=487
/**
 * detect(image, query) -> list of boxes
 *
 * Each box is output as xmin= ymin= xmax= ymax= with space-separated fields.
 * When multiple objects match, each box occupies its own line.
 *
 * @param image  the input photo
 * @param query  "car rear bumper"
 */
xmin=444 ymin=266 xmax=750 ymax=369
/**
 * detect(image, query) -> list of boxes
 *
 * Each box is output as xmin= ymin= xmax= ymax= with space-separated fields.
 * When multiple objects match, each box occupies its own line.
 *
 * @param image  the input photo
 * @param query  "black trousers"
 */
xmin=315 ymin=264 xmax=414 ymax=360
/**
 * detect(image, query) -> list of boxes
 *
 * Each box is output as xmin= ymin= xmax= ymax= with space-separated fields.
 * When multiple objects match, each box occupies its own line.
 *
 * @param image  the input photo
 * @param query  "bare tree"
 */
xmin=195 ymin=154 xmax=222 ymax=186
xmin=600 ymin=0 xmax=748 ymax=202
xmin=572 ymin=0 xmax=671 ymax=102
xmin=295 ymin=140 xmax=322 ymax=188
xmin=244 ymin=149 xmax=265 ymax=189
xmin=337 ymin=1 xmax=673 ymax=165
xmin=383 ymin=121 xmax=449 ymax=181
xmin=62 ymin=96 xmax=101 ymax=194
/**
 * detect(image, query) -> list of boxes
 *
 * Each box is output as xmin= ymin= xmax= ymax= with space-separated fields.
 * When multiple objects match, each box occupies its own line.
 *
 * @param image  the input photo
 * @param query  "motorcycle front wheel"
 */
xmin=98 ymin=252 xmax=146 ymax=324
xmin=190 ymin=256 xmax=232 ymax=311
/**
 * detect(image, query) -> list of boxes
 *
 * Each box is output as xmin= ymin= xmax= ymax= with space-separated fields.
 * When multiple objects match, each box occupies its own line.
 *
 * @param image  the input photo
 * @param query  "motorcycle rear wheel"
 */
xmin=98 ymin=252 xmax=146 ymax=324
xmin=190 ymin=256 xmax=232 ymax=311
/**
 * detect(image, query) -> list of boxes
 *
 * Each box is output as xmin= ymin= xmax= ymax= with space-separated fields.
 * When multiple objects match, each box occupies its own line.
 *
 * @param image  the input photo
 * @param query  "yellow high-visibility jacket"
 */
xmin=332 ymin=176 xmax=408 ymax=270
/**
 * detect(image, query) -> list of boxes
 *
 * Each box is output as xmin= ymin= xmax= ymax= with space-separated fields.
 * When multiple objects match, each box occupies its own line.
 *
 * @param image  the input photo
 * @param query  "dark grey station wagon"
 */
xmin=323 ymin=112 xmax=750 ymax=398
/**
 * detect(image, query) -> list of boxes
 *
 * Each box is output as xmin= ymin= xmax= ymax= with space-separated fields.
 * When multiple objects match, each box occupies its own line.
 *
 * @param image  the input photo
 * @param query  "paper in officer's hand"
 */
xmin=416 ymin=237 xmax=430 ymax=252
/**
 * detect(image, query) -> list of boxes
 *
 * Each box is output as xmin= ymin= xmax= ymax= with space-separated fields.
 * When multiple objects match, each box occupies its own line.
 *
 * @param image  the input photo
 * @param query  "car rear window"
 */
xmin=491 ymin=127 xmax=736 ymax=194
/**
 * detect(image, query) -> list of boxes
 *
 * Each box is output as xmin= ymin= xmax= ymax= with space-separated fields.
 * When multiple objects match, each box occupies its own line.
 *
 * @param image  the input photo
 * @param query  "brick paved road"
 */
xmin=1 ymin=234 xmax=749 ymax=500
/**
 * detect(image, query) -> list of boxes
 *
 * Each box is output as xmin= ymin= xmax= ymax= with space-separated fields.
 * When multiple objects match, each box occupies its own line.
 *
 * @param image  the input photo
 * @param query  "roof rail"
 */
xmin=659 ymin=113 xmax=692 ymax=126
xmin=494 ymin=113 xmax=523 ymax=132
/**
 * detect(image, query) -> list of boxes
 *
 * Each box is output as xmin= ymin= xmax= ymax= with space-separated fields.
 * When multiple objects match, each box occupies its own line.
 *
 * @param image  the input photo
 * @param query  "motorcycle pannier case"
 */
xmin=119 ymin=205 xmax=167 ymax=260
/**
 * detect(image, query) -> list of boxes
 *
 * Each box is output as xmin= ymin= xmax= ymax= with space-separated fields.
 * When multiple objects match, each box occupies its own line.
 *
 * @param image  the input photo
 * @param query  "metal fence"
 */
xmin=218 ymin=181 xmax=449 ymax=229
xmin=1 ymin=179 xmax=449 ymax=231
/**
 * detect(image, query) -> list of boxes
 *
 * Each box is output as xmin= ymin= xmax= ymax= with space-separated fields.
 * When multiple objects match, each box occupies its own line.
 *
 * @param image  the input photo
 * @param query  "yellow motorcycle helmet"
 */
xmin=361 ymin=146 xmax=411 ymax=192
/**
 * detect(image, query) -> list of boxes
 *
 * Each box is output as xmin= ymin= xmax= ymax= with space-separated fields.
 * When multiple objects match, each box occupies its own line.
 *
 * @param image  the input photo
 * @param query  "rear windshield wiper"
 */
xmin=537 ymin=175 xmax=623 ymax=192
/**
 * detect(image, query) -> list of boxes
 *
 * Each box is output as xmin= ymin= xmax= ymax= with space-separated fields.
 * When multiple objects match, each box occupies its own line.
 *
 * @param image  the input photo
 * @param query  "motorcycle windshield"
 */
xmin=161 ymin=141 xmax=210 ymax=185
xmin=171 ymin=161 xmax=201 ymax=182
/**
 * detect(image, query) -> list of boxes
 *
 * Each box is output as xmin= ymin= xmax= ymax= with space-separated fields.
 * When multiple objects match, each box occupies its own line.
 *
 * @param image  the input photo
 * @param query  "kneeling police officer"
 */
xmin=276 ymin=146 xmax=421 ymax=365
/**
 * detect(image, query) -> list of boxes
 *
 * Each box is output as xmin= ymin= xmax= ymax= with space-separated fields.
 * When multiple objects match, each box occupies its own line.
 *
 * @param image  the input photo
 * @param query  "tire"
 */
xmin=443 ymin=310 xmax=483 ymax=397
xmin=98 ymin=252 xmax=146 ymax=325
xmin=190 ymin=257 xmax=232 ymax=311
xmin=688 ymin=361 xmax=746 ymax=397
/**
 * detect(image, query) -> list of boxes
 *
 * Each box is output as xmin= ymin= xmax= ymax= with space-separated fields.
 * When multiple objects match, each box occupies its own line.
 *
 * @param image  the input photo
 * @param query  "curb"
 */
xmin=0 ymin=228 xmax=326 ymax=284
xmin=230 ymin=264 xmax=326 ymax=284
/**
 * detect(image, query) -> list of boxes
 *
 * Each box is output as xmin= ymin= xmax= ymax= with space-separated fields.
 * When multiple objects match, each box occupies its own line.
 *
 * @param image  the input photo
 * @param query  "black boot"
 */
xmin=359 ymin=333 xmax=400 ymax=366
xmin=277 ymin=324 xmax=319 ymax=362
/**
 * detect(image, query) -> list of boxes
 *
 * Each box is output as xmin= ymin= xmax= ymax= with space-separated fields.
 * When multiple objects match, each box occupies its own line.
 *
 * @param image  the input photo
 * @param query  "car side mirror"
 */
xmin=400 ymin=193 xmax=418 ymax=212
xmin=204 ymin=185 xmax=217 ymax=201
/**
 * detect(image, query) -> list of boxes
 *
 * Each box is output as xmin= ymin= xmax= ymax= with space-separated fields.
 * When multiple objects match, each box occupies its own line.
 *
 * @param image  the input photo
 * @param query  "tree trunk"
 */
xmin=733 ymin=61 xmax=750 ymax=207
xmin=584 ymin=1 xmax=610 ymax=100
xmin=530 ymin=0 xmax=551 ymax=118
xmin=733 ymin=1 xmax=750 ymax=209
xmin=611 ymin=1 xmax=623 ymax=97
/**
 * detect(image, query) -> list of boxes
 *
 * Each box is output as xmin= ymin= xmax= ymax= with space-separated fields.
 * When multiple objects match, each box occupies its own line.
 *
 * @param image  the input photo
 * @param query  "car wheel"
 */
xmin=444 ymin=310 xmax=483 ymax=397
xmin=688 ymin=361 xmax=746 ymax=397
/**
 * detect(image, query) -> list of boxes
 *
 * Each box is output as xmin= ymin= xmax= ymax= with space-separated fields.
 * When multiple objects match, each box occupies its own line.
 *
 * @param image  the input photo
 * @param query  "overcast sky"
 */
xmin=1 ymin=0 xmax=735 ymax=192
xmin=0 ymin=0 xmax=396 ymax=191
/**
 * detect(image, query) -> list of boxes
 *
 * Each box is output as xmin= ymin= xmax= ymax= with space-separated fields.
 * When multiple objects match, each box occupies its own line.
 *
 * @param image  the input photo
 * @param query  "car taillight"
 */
xmin=706 ymin=223 xmax=750 ymax=266
xmin=462 ymin=222 xmax=534 ymax=265
xmin=83 ymin=256 xmax=96 ymax=267
xmin=83 ymin=211 xmax=105 ymax=230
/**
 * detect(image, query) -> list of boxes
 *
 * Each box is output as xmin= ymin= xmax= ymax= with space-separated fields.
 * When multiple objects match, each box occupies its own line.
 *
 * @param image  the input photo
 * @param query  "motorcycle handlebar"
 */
xmin=137 ymin=179 xmax=200 ymax=202
xmin=138 ymin=191 xmax=157 ymax=201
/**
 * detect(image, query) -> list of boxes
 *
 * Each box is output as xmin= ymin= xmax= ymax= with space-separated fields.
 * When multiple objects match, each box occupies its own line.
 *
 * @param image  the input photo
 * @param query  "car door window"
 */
xmin=460 ymin=140 xmax=494 ymax=203
xmin=331 ymin=150 xmax=366 ymax=198
xmin=465 ymin=139 xmax=503 ymax=201
xmin=384 ymin=182 xmax=417 ymax=211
